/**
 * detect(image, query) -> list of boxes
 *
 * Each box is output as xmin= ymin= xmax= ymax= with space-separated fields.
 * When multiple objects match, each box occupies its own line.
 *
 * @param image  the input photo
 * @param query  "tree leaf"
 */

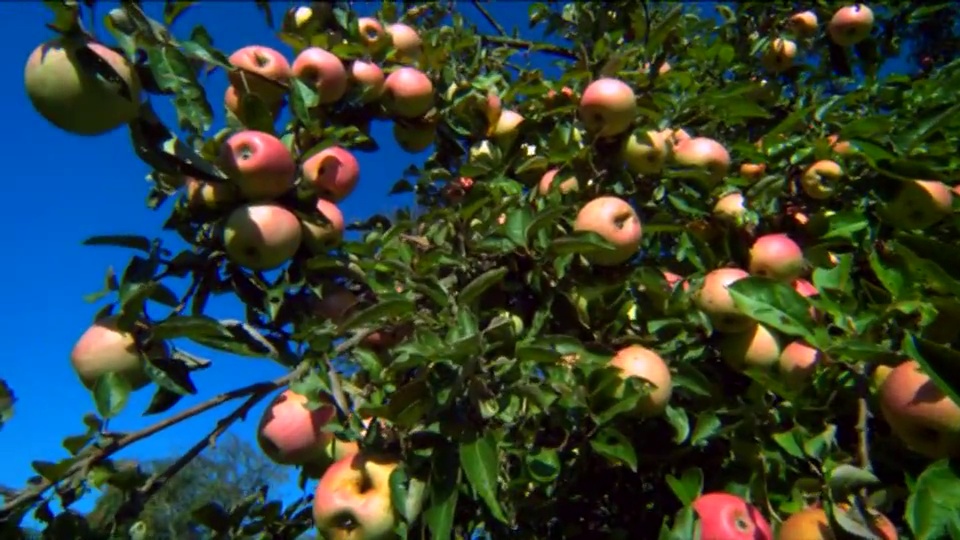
xmin=727 ymin=277 xmax=819 ymax=345
xmin=93 ymin=372 xmax=132 ymax=419
xmin=459 ymin=432 xmax=508 ymax=523
xmin=338 ymin=298 xmax=416 ymax=333
xmin=904 ymin=334 xmax=960 ymax=407
xmin=589 ymin=427 xmax=638 ymax=472
xmin=0 ymin=379 xmax=15 ymax=432
xmin=82 ymin=235 xmax=152 ymax=253
xmin=458 ymin=267 xmax=508 ymax=306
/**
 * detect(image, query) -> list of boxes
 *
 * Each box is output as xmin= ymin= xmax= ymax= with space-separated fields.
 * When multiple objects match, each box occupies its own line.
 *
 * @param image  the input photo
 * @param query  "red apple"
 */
xmin=788 ymin=11 xmax=819 ymax=37
xmin=608 ymin=345 xmax=673 ymax=416
xmin=301 ymin=146 xmax=360 ymax=202
xmin=383 ymin=67 xmax=434 ymax=119
xmin=673 ymin=137 xmax=731 ymax=184
xmin=761 ymin=38 xmax=798 ymax=73
xmin=713 ymin=192 xmax=747 ymax=224
xmin=828 ymin=4 xmax=875 ymax=47
xmin=695 ymin=268 xmax=753 ymax=333
xmin=291 ymin=47 xmax=348 ymax=105
xmin=879 ymin=360 xmax=960 ymax=459
xmin=357 ymin=17 xmax=386 ymax=48
xmin=387 ymin=23 xmax=423 ymax=62
xmin=881 ymin=179 xmax=953 ymax=230
xmin=692 ymin=492 xmax=772 ymax=540
xmin=223 ymin=203 xmax=303 ymax=270
xmin=349 ymin=60 xmax=385 ymax=102
xmin=257 ymin=389 xmax=358 ymax=466
xmin=622 ymin=129 xmax=672 ymax=175
xmin=778 ymin=505 xmax=896 ymax=540
xmin=740 ymin=163 xmax=767 ymax=181
xmin=224 ymin=85 xmax=283 ymax=126
xmin=748 ymin=233 xmax=804 ymax=282
xmin=720 ymin=323 xmax=782 ymax=372
xmin=227 ymin=45 xmax=290 ymax=102
xmin=573 ymin=196 xmax=643 ymax=266
xmin=779 ymin=341 xmax=820 ymax=389
xmin=70 ymin=316 xmax=164 ymax=390
xmin=538 ymin=169 xmax=579 ymax=195
xmin=219 ymin=130 xmax=297 ymax=201
xmin=579 ymin=78 xmax=637 ymax=138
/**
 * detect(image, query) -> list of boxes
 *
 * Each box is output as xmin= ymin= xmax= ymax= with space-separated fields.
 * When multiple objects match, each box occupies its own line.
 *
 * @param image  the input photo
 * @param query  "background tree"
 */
xmin=3 ymin=1 xmax=960 ymax=539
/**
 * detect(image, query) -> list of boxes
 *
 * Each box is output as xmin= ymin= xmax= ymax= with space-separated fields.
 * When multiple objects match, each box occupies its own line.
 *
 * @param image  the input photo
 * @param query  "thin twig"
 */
xmin=478 ymin=34 xmax=577 ymax=60
xmin=470 ymin=0 xmax=507 ymax=36
xmin=855 ymin=369 xmax=872 ymax=473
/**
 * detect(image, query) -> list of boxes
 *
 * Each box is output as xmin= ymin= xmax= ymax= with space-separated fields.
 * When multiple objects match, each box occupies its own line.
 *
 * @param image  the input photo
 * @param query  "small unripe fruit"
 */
xmin=748 ymin=234 xmax=804 ymax=282
xmin=740 ymin=163 xmax=767 ymax=181
xmin=622 ymin=129 xmax=672 ymax=175
xmin=579 ymin=78 xmax=637 ymax=138
xmin=223 ymin=204 xmax=303 ymax=270
xmin=185 ymin=177 xmax=238 ymax=210
xmin=882 ymin=179 xmax=953 ymax=230
xmin=393 ymin=121 xmax=436 ymax=153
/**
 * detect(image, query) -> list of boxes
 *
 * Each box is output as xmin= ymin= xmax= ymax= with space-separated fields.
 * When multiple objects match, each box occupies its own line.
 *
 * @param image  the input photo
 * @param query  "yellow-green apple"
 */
xmin=748 ymin=233 xmax=804 ymax=281
xmin=881 ymin=179 xmax=953 ymax=230
xmin=383 ymin=67 xmax=434 ymax=118
xmin=357 ymin=17 xmax=386 ymax=48
xmin=301 ymin=146 xmax=360 ymax=202
xmin=720 ymin=323 xmax=782 ymax=372
xmin=387 ymin=23 xmax=423 ymax=62
xmin=779 ymin=341 xmax=820 ymax=389
xmin=778 ymin=505 xmax=896 ymax=540
xmin=713 ymin=192 xmax=747 ymax=224
xmin=292 ymin=47 xmax=348 ymax=105
xmin=227 ymin=45 xmax=290 ymax=103
xmin=694 ymin=268 xmax=753 ymax=332
xmin=219 ymin=130 xmax=297 ymax=201
xmin=538 ymin=169 xmax=579 ymax=195
xmin=622 ymin=129 xmax=672 ymax=175
xmin=393 ymin=120 xmax=436 ymax=153
xmin=302 ymin=199 xmax=345 ymax=254
xmin=349 ymin=60 xmax=385 ymax=102
xmin=801 ymin=160 xmax=843 ymax=200
xmin=224 ymin=85 xmax=283 ymax=125
xmin=878 ymin=360 xmax=960 ymax=458
xmin=673 ymin=137 xmax=731 ymax=184
xmin=691 ymin=492 xmax=772 ymax=540
xmin=761 ymin=38 xmax=798 ymax=73
xmin=185 ymin=177 xmax=237 ymax=210
xmin=313 ymin=453 xmax=425 ymax=540
xmin=257 ymin=389 xmax=358 ymax=467
xmin=490 ymin=109 xmax=524 ymax=150
xmin=788 ymin=11 xmax=819 ymax=37
xmin=578 ymin=78 xmax=637 ymax=138
xmin=223 ymin=204 xmax=303 ymax=270
xmin=827 ymin=134 xmax=853 ymax=155
xmin=573 ymin=196 xmax=643 ymax=266
xmin=740 ymin=163 xmax=767 ymax=182
xmin=828 ymin=4 xmax=875 ymax=47
xmin=25 ymin=39 xmax=142 ymax=135
xmin=70 ymin=316 xmax=166 ymax=390
xmin=608 ymin=345 xmax=672 ymax=416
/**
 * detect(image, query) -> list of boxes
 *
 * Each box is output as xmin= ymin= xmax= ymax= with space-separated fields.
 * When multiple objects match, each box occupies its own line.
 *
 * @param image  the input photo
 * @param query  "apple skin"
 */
xmin=219 ymin=130 xmax=297 ymax=201
xmin=257 ymin=389 xmax=358 ymax=467
xmin=70 ymin=316 xmax=165 ymax=391
xmin=694 ymin=268 xmax=753 ymax=333
xmin=491 ymin=109 xmax=524 ymax=150
xmin=663 ymin=271 xmax=690 ymax=292
xmin=538 ymin=169 xmax=579 ymax=195
xmin=573 ymin=196 xmax=643 ymax=266
xmin=609 ymin=345 xmax=673 ymax=416
xmin=720 ymin=323 xmax=782 ymax=372
xmin=357 ymin=17 xmax=386 ymax=48
xmin=393 ymin=121 xmax=436 ymax=153
xmin=793 ymin=278 xmax=820 ymax=320
xmin=778 ymin=505 xmax=897 ymax=540
xmin=302 ymin=199 xmax=345 ymax=254
xmin=740 ymin=163 xmax=767 ymax=181
xmin=881 ymin=179 xmax=953 ymax=230
xmin=387 ymin=23 xmax=423 ymax=62
xmin=228 ymin=46 xmax=290 ymax=103
xmin=291 ymin=47 xmax=348 ymax=105
xmin=25 ymin=39 xmax=142 ymax=135
xmin=713 ymin=193 xmax=747 ymax=224
xmin=760 ymin=38 xmax=798 ymax=73
xmin=779 ymin=341 xmax=820 ymax=389
xmin=313 ymin=453 xmax=425 ymax=540
xmin=801 ymin=160 xmax=844 ymax=200
xmin=826 ymin=134 xmax=853 ymax=155
xmin=673 ymin=137 xmax=731 ymax=184
xmin=224 ymin=85 xmax=283 ymax=125
xmin=879 ymin=360 xmax=960 ymax=459
xmin=301 ymin=146 xmax=360 ymax=202
xmin=223 ymin=204 xmax=303 ymax=271
xmin=314 ymin=286 xmax=359 ymax=325
xmin=384 ymin=67 xmax=434 ymax=119
xmin=349 ymin=60 xmax=385 ymax=102
xmin=748 ymin=233 xmax=804 ymax=282
xmin=622 ymin=129 xmax=672 ymax=175
xmin=578 ymin=78 xmax=637 ymax=138
xmin=691 ymin=492 xmax=772 ymax=540
xmin=185 ymin=177 xmax=238 ymax=210
xmin=828 ymin=4 xmax=875 ymax=47
xmin=788 ymin=11 xmax=819 ymax=37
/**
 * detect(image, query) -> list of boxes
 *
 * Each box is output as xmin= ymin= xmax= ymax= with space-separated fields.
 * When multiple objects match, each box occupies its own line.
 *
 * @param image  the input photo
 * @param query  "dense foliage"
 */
xmin=3 ymin=1 xmax=960 ymax=539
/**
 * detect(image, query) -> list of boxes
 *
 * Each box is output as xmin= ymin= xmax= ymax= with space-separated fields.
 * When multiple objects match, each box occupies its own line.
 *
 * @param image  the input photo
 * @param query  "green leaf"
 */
xmin=192 ymin=502 xmax=230 ymax=533
xmin=665 ymin=467 xmax=704 ymax=506
xmin=826 ymin=464 xmax=880 ymax=497
xmin=459 ymin=432 xmax=508 ymax=523
xmin=727 ymin=277 xmax=819 ymax=345
xmin=524 ymin=206 xmax=566 ymax=244
xmin=163 ymin=0 xmax=198 ymax=27
xmin=525 ymin=448 xmax=561 ymax=483
xmin=896 ymin=102 xmax=960 ymax=151
xmin=458 ymin=267 xmax=508 ymax=306
xmin=425 ymin=445 xmax=460 ymax=540
xmin=868 ymin=249 xmax=906 ymax=297
xmin=772 ymin=430 xmax=805 ymax=460
xmin=689 ymin=412 xmax=721 ymax=446
xmin=338 ymin=298 xmax=416 ymax=333
xmin=82 ymin=235 xmax=152 ymax=252
xmin=549 ymin=232 xmax=619 ymax=257
xmin=906 ymin=460 xmax=960 ymax=540
xmin=503 ymin=207 xmax=532 ymax=247
xmin=904 ymin=334 xmax=960 ymax=407
xmin=93 ymin=372 xmax=133 ymax=419
xmin=589 ymin=427 xmax=638 ymax=472
xmin=0 ymin=379 xmax=14 ymax=432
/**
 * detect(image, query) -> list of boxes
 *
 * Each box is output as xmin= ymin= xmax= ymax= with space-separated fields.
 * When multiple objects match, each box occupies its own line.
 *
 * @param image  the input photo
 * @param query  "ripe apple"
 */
xmin=720 ymin=323 xmax=782 ymax=372
xmin=70 ymin=316 xmax=164 ymax=391
xmin=828 ymin=4 xmax=875 ymax=47
xmin=573 ymin=196 xmax=643 ymax=266
xmin=713 ymin=192 xmax=747 ymax=224
xmin=778 ymin=505 xmax=896 ymax=540
xmin=224 ymin=85 xmax=283 ymax=125
xmin=748 ymin=233 xmax=804 ymax=282
xmin=642 ymin=61 xmax=672 ymax=75
xmin=801 ymin=160 xmax=844 ymax=200
xmin=539 ymin=169 xmax=579 ymax=195
xmin=301 ymin=146 xmax=360 ymax=202
xmin=793 ymin=278 xmax=820 ymax=320
xmin=788 ymin=11 xmax=819 ymax=37
xmin=881 ymin=179 xmax=953 ymax=230
xmin=740 ymin=163 xmax=767 ymax=181
xmin=384 ymin=67 xmax=434 ymax=118
xmin=302 ymin=199 xmax=345 ymax=254
xmin=663 ymin=271 xmax=690 ymax=292
xmin=826 ymin=134 xmax=853 ymax=155
xmin=669 ymin=128 xmax=693 ymax=144
xmin=313 ymin=453 xmax=425 ymax=540
xmin=872 ymin=364 xmax=894 ymax=389
xmin=579 ymin=78 xmax=637 ymax=138
xmin=291 ymin=47 xmax=348 ymax=105
xmin=673 ymin=137 xmax=731 ymax=184
xmin=393 ymin=120 xmax=436 ymax=153
xmin=219 ymin=130 xmax=297 ymax=201
xmin=878 ymin=360 xmax=960 ymax=459
xmin=609 ymin=345 xmax=673 ymax=416
xmin=491 ymin=109 xmax=524 ymax=150
xmin=779 ymin=341 xmax=820 ymax=389
xmin=622 ymin=129 xmax=672 ymax=175
xmin=694 ymin=268 xmax=753 ymax=333
xmin=761 ymin=38 xmax=798 ymax=73
xmin=546 ymin=86 xmax=576 ymax=101
xmin=223 ymin=204 xmax=303 ymax=271
xmin=227 ymin=45 xmax=290 ymax=103
xmin=691 ymin=492 xmax=772 ymax=540
xmin=25 ymin=39 xmax=142 ymax=135
xmin=314 ymin=285 xmax=358 ymax=325
xmin=479 ymin=90 xmax=503 ymax=129
xmin=184 ymin=177 xmax=237 ymax=210
xmin=356 ymin=17 xmax=386 ymax=48
xmin=349 ymin=60 xmax=385 ymax=102
xmin=257 ymin=389 xmax=358 ymax=466
xmin=387 ymin=23 xmax=423 ymax=62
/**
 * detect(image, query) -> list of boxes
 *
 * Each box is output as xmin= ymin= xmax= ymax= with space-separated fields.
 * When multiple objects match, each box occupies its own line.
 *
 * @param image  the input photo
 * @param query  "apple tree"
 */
xmin=4 ymin=1 xmax=960 ymax=538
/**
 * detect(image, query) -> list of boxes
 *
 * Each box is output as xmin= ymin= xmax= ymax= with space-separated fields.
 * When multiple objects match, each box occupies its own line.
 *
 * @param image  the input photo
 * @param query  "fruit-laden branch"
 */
xmin=479 ymin=34 xmax=578 ymax=60
xmin=0 ymin=327 xmax=373 ymax=519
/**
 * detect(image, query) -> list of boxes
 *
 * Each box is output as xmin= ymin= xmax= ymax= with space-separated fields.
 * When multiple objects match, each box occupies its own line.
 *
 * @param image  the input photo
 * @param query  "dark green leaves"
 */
xmin=93 ymin=372 xmax=132 ymax=419
xmin=905 ymin=460 xmax=960 ymax=540
xmin=726 ymin=277 xmax=819 ymax=345
xmin=459 ymin=432 xmax=507 ymax=523
xmin=904 ymin=334 xmax=960 ymax=407
xmin=0 ymin=379 xmax=15 ymax=432
xmin=589 ymin=427 xmax=637 ymax=472
xmin=458 ymin=267 xmax=508 ymax=306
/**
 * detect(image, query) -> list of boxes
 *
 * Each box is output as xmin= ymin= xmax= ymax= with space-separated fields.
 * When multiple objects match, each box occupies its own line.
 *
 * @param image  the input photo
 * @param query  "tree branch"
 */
xmin=470 ymin=0 xmax=507 ymax=36
xmin=478 ymin=34 xmax=578 ymax=60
